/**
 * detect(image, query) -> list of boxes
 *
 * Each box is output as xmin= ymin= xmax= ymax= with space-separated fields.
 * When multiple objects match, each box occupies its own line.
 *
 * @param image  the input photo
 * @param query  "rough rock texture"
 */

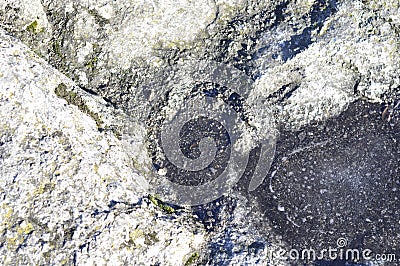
xmin=252 ymin=0 xmax=400 ymax=129
xmin=1 ymin=0 xmax=272 ymax=109
xmin=198 ymin=195 xmax=287 ymax=265
xmin=2 ymin=0 xmax=399 ymax=129
xmin=0 ymin=31 xmax=206 ymax=265
xmin=1 ymin=0 xmax=400 ymax=265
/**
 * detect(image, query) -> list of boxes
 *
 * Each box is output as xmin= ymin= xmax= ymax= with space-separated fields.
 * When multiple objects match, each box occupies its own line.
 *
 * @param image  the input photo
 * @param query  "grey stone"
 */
xmin=0 ymin=30 xmax=206 ymax=265
xmin=1 ymin=0 xmax=400 ymax=265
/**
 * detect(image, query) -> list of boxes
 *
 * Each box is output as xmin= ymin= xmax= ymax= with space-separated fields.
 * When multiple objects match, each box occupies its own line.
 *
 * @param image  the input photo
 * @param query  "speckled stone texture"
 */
xmin=0 ymin=31 xmax=206 ymax=265
xmin=1 ymin=0 xmax=400 ymax=265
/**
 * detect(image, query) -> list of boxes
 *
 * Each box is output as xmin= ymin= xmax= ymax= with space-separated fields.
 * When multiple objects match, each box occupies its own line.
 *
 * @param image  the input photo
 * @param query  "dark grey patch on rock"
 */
xmin=253 ymin=100 xmax=400 ymax=264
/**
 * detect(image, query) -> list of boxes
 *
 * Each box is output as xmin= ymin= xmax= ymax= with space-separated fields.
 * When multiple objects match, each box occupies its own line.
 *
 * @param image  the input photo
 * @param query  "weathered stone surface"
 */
xmin=4 ymin=0 xmax=398 ymax=130
xmin=1 ymin=0 xmax=400 ymax=265
xmin=253 ymin=0 xmax=400 ymax=129
xmin=0 ymin=30 xmax=205 ymax=265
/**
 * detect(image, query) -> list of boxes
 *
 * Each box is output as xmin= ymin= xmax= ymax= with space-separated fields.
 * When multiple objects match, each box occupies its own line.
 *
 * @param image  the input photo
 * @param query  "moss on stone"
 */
xmin=54 ymin=83 xmax=103 ymax=130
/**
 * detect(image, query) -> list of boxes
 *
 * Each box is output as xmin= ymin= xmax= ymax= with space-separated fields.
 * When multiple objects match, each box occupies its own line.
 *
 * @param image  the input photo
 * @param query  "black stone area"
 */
xmin=254 ymin=100 xmax=400 ymax=264
xmin=164 ymin=116 xmax=231 ymax=186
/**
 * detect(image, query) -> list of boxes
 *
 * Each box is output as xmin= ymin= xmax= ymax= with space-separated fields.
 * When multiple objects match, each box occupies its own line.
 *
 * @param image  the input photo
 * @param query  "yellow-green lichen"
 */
xmin=7 ymin=236 xmax=20 ymax=249
xmin=6 ymin=222 xmax=34 ymax=250
xmin=26 ymin=20 xmax=38 ymax=33
xmin=126 ymin=228 xmax=160 ymax=249
xmin=1 ymin=205 xmax=14 ymax=229
xmin=17 ymin=222 xmax=34 ymax=235
xmin=184 ymin=252 xmax=200 ymax=266
xmin=148 ymin=194 xmax=175 ymax=214
xmin=93 ymin=163 xmax=99 ymax=174
xmin=35 ymin=181 xmax=56 ymax=195
xmin=129 ymin=228 xmax=144 ymax=242
xmin=85 ymin=57 xmax=98 ymax=69
xmin=54 ymin=83 xmax=103 ymax=130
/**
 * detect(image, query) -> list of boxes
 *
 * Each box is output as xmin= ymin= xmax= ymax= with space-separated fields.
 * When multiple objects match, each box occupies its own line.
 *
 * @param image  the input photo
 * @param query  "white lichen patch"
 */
xmin=73 ymin=11 xmax=99 ymax=42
